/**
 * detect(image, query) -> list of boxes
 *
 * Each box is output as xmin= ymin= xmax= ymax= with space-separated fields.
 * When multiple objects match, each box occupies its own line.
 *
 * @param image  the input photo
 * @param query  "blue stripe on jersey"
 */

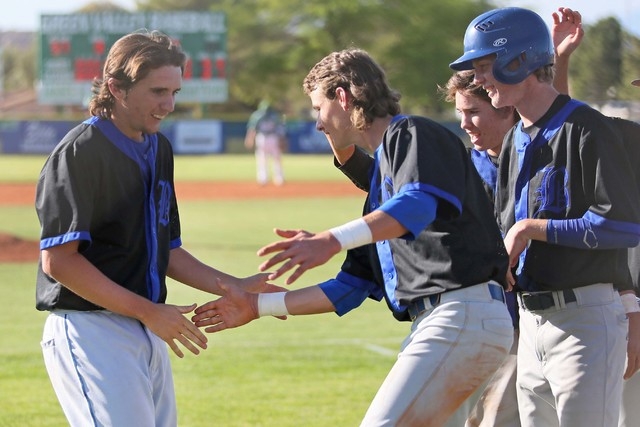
xmin=170 ymin=237 xmax=182 ymax=250
xmin=513 ymin=99 xmax=584 ymax=278
xmin=40 ymin=231 xmax=91 ymax=250
xmin=376 ymin=239 xmax=400 ymax=310
xmin=378 ymin=189 xmax=437 ymax=239
xmin=370 ymin=148 xmax=401 ymax=310
xmin=144 ymin=134 xmax=161 ymax=303
xmin=88 ymin=117 xmax=163 ymax=303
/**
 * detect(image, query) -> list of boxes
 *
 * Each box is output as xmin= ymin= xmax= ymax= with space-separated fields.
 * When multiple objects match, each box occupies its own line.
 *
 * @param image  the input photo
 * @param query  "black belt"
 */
xmin=519 ymin=289 xmax=576 ymax=311
xmin=407 ymin=282 xmax=505 ymax=321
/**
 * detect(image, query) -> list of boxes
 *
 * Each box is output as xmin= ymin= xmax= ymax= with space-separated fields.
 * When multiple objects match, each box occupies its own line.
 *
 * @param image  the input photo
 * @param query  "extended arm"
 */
xmin=41 ymin=241 xmax=207 ymax=357
xmin=167 ymin=246 xmax=277 ymax=294
xmin=258 ymin=190 xmax=438 ymax=284
xmin=257 ymin=209 xmax=405 ymax=284
xmin=192 ymin=268 xmax=378 ymax=332
xmin=192 ymin=282 xmax=336 ymax=332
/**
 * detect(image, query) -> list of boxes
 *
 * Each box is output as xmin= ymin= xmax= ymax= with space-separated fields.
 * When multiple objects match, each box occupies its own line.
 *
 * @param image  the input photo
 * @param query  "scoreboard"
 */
xmin=38 ymin=11 xmax=228 ymax=105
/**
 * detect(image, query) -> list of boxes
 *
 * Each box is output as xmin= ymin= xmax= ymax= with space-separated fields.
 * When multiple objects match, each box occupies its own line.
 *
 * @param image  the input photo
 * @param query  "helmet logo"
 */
xmin=493 ymin=38 xmax=507 ymax=47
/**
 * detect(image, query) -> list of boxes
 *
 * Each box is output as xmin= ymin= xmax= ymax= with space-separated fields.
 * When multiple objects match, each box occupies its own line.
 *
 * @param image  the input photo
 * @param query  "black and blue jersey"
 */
xmin=333 ymin=115 xmax=509 ymax=320
xmin=35 ymin=117 xmax=181 ymax=311
xmin=496 ymin=95 xmax=640 ymax=292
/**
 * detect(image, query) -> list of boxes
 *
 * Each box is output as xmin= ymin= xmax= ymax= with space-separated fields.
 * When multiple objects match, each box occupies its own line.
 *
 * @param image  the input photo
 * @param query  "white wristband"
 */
xmin=257 ymin=292 xmax=289 ymax=317
xmin=621 ymin=293 xmax=640 ymax=314
xmin=329 ymin=218 xmax=373 ymax=250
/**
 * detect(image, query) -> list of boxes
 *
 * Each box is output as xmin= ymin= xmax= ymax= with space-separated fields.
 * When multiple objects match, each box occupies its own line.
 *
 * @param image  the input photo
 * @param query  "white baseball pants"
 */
xmin=517 ymin=283 xmax=627 ymax=427
xmin=360 ymin=282 xmax=514 ymax=426
xmin=41 ymin=310 xmax=177 ymax=427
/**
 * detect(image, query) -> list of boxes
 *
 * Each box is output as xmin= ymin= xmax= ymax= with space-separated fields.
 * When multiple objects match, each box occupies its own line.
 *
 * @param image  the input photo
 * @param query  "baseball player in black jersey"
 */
xmin=451 ymin=7 xmax=640 ymax=427
xmin=35 ymin=31 xmax=276 ymax=427
xmin=441 ymin=8 xmax=584 ymax=426
xmin=193 ymin=48 xmax=513 ymax=426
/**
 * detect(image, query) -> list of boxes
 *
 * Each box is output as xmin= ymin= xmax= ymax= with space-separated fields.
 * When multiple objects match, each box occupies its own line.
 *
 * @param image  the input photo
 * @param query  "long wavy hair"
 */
xmin=89 ymin=30 xmax=186 ymax=119
xmin=303 ymin=48 xmax=401 ymax=131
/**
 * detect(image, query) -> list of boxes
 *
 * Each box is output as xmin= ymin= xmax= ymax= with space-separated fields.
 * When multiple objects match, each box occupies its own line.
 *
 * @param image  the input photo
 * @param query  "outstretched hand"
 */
xmin=552 ymin=7 xmax=584 ymax=58
xmin=193 ymin=281 xmax=262 ymax=333
xmin=256 ymin=228 xmax=341 ymax=285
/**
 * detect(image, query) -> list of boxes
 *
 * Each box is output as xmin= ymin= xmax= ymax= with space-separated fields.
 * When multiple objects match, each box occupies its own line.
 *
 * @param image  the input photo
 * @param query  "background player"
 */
xmin=244 ymin=99 xmax=287 ymax=186
xmin=450 ymin=7 xmax=640 ymax=426
xmin=195 ymin=47 xmax=513 ymax=426
xmin=35 ymin=30 xmax=277 ymax=427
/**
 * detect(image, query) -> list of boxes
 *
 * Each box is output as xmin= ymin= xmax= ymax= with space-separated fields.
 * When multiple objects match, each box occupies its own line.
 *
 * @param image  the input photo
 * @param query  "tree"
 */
xmin=77 ymin=1 xmax=132 ymax=12
xmin=135 ymin=0 xmax=212 ymax=10
xmin=618 ymin=31 xmax=640 ymax=101
xmin=373 ymin=0 xmax=492 ymax=115
xmin=180 ymin=0 xmax=493 ymax=117
xmin=571 ymin=17 xmax=623 ymax=105
xmin=2 ymin=42 xmax=36 ymax=92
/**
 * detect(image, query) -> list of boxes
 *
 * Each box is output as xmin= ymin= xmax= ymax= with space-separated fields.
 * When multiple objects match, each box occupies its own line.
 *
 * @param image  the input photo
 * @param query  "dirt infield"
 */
xmin=0 ymin=181 xmax=363 ymax=262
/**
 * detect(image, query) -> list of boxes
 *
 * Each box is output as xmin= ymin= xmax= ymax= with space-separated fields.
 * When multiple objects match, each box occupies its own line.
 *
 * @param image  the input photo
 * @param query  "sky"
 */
xmin=0 ymin=0 xmax=638 ymax=36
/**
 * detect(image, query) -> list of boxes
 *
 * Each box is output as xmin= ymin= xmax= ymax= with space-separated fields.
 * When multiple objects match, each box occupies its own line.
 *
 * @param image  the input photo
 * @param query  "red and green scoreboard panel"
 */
xmin=38 ymin=11 xmax=228 ymax=105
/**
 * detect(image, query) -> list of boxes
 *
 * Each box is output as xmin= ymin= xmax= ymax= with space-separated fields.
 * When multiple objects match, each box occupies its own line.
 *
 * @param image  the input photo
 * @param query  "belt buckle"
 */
xmin=409 ymin=294 xmax=440 ymax=321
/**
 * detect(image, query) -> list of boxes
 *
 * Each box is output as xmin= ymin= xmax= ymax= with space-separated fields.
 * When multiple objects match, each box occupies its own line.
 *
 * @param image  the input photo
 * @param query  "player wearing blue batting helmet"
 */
xmin=450 ymin=7 xmax=554 ymax=84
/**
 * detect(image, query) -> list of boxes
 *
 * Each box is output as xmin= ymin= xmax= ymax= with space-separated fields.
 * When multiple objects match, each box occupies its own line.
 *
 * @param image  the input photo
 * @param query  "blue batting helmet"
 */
xmin=449 ymin=7 xmax=554 ymax=84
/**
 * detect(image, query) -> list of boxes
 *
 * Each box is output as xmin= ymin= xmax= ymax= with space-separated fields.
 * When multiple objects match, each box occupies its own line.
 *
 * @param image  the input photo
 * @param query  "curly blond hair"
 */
xmin=303 ymin=48 xmax=401 ymax=131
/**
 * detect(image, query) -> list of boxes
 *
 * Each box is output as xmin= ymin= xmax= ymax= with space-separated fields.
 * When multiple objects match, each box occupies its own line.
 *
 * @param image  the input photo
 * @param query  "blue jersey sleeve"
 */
xmin=547 ymin=211 xmax=640 ymax=249
xmin=378 ymin=189 xmax=438 ymax=239
xmin=318 ymin=271 xmax=383 ymax=316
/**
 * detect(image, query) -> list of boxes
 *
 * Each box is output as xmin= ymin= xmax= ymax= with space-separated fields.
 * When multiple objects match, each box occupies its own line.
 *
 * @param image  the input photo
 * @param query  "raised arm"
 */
xmin=551 ymin=7 xmax=584 ymax=95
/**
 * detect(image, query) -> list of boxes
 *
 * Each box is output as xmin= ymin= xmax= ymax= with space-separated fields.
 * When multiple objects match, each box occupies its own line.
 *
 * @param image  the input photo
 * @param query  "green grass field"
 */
xmin=0 ymin=154 xmax=407 ymax=427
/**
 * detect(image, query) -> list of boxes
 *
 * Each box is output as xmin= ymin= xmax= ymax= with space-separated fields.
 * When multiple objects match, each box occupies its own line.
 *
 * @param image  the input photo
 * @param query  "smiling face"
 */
xmin=472 ymin=55 xmax=525 ymax=110
xmin=109 ymin=65 xmax=182 ymax=141
xmin=455 ymin=91 xmax=515 ymax=157
xmin=308 ymin=87 xmax=356 ymax=151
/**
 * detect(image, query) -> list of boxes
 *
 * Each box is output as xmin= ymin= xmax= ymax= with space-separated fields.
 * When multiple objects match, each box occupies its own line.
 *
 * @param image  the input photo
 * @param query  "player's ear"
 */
xmin=107 ymin=77 xmax=126 ymax=100
xmin=335 ymin=87 xmax=350 ymax=112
